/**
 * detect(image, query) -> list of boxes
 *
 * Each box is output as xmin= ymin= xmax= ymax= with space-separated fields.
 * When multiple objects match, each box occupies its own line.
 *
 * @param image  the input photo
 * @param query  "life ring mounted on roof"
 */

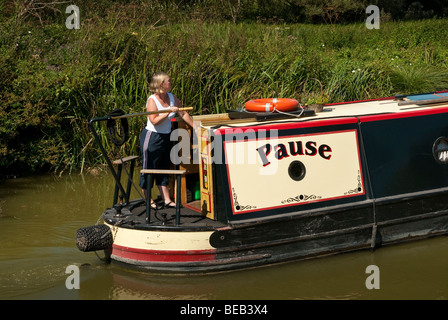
xmin=244 ymin=98 xmax=299 ymax=113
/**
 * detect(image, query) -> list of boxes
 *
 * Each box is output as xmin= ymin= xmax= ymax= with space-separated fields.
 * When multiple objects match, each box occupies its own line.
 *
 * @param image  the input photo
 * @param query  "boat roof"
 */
xmin=195 ymin=91 xmax=448 ymax=130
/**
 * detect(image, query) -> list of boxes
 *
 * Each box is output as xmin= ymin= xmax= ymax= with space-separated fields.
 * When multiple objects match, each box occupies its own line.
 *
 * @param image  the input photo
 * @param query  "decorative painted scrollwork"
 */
xmin=281 ymin=194 xmax=322 ymax=204
xmin=232 ymin=188 xmax=257 ymax=211
xmin=344 ymin=171 xmax=363 ymax=195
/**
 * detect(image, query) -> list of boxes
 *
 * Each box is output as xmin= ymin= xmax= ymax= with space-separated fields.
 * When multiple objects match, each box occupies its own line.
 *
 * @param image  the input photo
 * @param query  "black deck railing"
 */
xmin=89 ymin=111 xmax=189 ymax=226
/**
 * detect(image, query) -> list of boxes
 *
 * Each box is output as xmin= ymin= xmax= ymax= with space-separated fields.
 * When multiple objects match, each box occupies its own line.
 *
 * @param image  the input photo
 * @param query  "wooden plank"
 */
xmin=111 ymin=107 xmax=193 ymax=119
xmin=112 ymin=155 xmax=139 ymax=165
xmin=191 ymin=113 xmax=232 ymax=122
xmin=140 ymin=169 xmax=186 ymax=175
xmin=398 ymin=97 xmax=448 ymax=106
xmin=180 ymin=163 xmax=199 ymax=173
xmin=181 ymin=174 xmax=187 ymax=205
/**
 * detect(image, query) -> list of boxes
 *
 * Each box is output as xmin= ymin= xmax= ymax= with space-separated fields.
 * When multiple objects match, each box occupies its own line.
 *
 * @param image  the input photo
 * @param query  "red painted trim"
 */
xmin=360 ymin=105 xmax=448 ymax=122
xmin=183 ymin=203 xmax=202 ymax=213
xmin=325 ymin=89 xmax=448 ymax=107
xmin=112 ymin=245 xmax=216 ymax=263
xmin=214 ymin=117 xmax=359 ymax=136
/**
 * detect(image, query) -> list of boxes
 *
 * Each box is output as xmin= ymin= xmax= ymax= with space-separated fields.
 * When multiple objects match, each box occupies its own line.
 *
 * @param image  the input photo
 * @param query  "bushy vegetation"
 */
xmin=1 ymin=0 xmax=448 ymax=175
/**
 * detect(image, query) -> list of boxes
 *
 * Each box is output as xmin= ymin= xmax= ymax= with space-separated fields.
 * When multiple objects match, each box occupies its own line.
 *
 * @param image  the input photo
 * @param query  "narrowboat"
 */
xmin=76 ymin=91 xmax=448 ymax=274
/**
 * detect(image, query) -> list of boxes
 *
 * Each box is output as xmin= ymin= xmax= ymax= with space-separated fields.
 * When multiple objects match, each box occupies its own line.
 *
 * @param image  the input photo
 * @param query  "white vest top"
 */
xmin=145 ymin=93 xmax=175 ymax=134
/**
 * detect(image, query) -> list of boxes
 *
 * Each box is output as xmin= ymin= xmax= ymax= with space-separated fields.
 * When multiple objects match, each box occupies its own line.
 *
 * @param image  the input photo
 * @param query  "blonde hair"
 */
xmin=150 ymin=72 xmax=169 ymax=94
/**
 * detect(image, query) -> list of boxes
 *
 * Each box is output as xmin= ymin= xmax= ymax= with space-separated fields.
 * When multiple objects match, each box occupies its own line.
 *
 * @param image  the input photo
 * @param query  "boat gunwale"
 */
xmin=103 ymin=185 xmax=448 ymax=233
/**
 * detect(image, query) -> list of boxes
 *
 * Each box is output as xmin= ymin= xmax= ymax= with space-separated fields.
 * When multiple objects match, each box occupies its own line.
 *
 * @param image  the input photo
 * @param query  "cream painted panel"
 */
xmin=224 ymin=130 xmax=364 ymax=214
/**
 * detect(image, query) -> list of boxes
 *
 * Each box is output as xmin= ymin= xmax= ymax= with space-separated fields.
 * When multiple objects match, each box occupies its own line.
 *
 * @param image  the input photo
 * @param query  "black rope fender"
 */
xmin=106 ymin=109 xmax=129 ymax=146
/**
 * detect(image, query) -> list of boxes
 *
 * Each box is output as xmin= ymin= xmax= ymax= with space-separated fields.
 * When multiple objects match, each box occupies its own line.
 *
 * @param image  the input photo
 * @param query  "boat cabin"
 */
xmin=176 ymin=92 xmax=448 ymax=227
xmin=78 ymin=91 xmax=448 ymax=273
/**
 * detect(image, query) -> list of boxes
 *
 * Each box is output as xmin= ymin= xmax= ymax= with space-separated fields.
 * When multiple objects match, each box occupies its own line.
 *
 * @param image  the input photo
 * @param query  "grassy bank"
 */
xmin=2 ymin=13 xmax=448 ymax=175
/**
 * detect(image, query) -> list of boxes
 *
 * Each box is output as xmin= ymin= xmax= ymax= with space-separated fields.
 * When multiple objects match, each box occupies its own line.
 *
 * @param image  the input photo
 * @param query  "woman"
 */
xmin=139 ymin=72 xmax=194 ymax=209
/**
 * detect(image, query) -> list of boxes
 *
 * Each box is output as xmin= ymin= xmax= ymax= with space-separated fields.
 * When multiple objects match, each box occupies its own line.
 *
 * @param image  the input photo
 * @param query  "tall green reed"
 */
xmin=3 ymin=16 xmax=448 ymax=174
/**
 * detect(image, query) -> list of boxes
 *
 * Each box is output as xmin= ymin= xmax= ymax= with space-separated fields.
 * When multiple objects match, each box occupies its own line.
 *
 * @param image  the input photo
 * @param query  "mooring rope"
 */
xmin=273 ymin=105 xmax=305 ymax=118
xmin=106 ymin=109 xmax=130 ymax=146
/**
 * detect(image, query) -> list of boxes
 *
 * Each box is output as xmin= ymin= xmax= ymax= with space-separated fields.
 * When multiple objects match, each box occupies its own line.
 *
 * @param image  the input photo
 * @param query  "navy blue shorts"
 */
xmin=139 ymin=128 xmax=172 ymax=189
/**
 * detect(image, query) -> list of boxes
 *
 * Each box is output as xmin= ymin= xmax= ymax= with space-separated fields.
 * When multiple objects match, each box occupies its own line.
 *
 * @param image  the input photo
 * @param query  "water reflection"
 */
xmin=0 ymin=172 xmax=448 ymax=300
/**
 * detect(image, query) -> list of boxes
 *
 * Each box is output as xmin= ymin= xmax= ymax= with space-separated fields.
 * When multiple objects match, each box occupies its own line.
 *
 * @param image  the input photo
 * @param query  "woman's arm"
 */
xmin=147 ymin=97 xmax=172 ymax=126
xmin=173 ymin=95 xmax=194 ymax=128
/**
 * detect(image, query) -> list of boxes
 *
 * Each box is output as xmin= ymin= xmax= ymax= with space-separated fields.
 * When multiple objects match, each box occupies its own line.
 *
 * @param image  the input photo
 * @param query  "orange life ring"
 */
xmin=244 ymin=98 xmax=299 ymax=113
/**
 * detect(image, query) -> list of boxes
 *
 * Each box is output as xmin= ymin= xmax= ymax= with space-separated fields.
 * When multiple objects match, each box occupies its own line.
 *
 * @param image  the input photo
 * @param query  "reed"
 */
xmin=2 ymin=15 xmax=448 ymax=175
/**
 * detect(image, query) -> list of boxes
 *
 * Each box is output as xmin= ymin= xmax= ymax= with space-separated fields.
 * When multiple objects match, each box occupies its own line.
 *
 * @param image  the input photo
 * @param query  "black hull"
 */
xmin=105 ymin=189 xmax=448 ymax=274
xmin=209 ymin=191 xmax=448 ymax=273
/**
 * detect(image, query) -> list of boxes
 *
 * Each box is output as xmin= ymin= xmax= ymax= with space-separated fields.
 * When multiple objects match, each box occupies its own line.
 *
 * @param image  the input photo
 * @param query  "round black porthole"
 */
xmin=288 ymin=160 xmax=306 ymax=181
xmin=433 ymin=137 xmax=448 ymax=164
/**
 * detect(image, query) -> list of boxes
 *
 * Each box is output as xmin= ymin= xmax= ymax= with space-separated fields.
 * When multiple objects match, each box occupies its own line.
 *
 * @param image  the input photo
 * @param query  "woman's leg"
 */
xmin=156 ymin=134 xmax=176 ymax=207
xmin=139 ymin=129 xmax=165 ymax=207
xmin=158 ymin=185 xmax=174 ymax=205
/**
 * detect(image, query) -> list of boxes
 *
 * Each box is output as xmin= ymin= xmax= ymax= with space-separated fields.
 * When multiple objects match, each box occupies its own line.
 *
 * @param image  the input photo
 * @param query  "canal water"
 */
xmin=1 ymin=170 xmax=448 ymax=300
